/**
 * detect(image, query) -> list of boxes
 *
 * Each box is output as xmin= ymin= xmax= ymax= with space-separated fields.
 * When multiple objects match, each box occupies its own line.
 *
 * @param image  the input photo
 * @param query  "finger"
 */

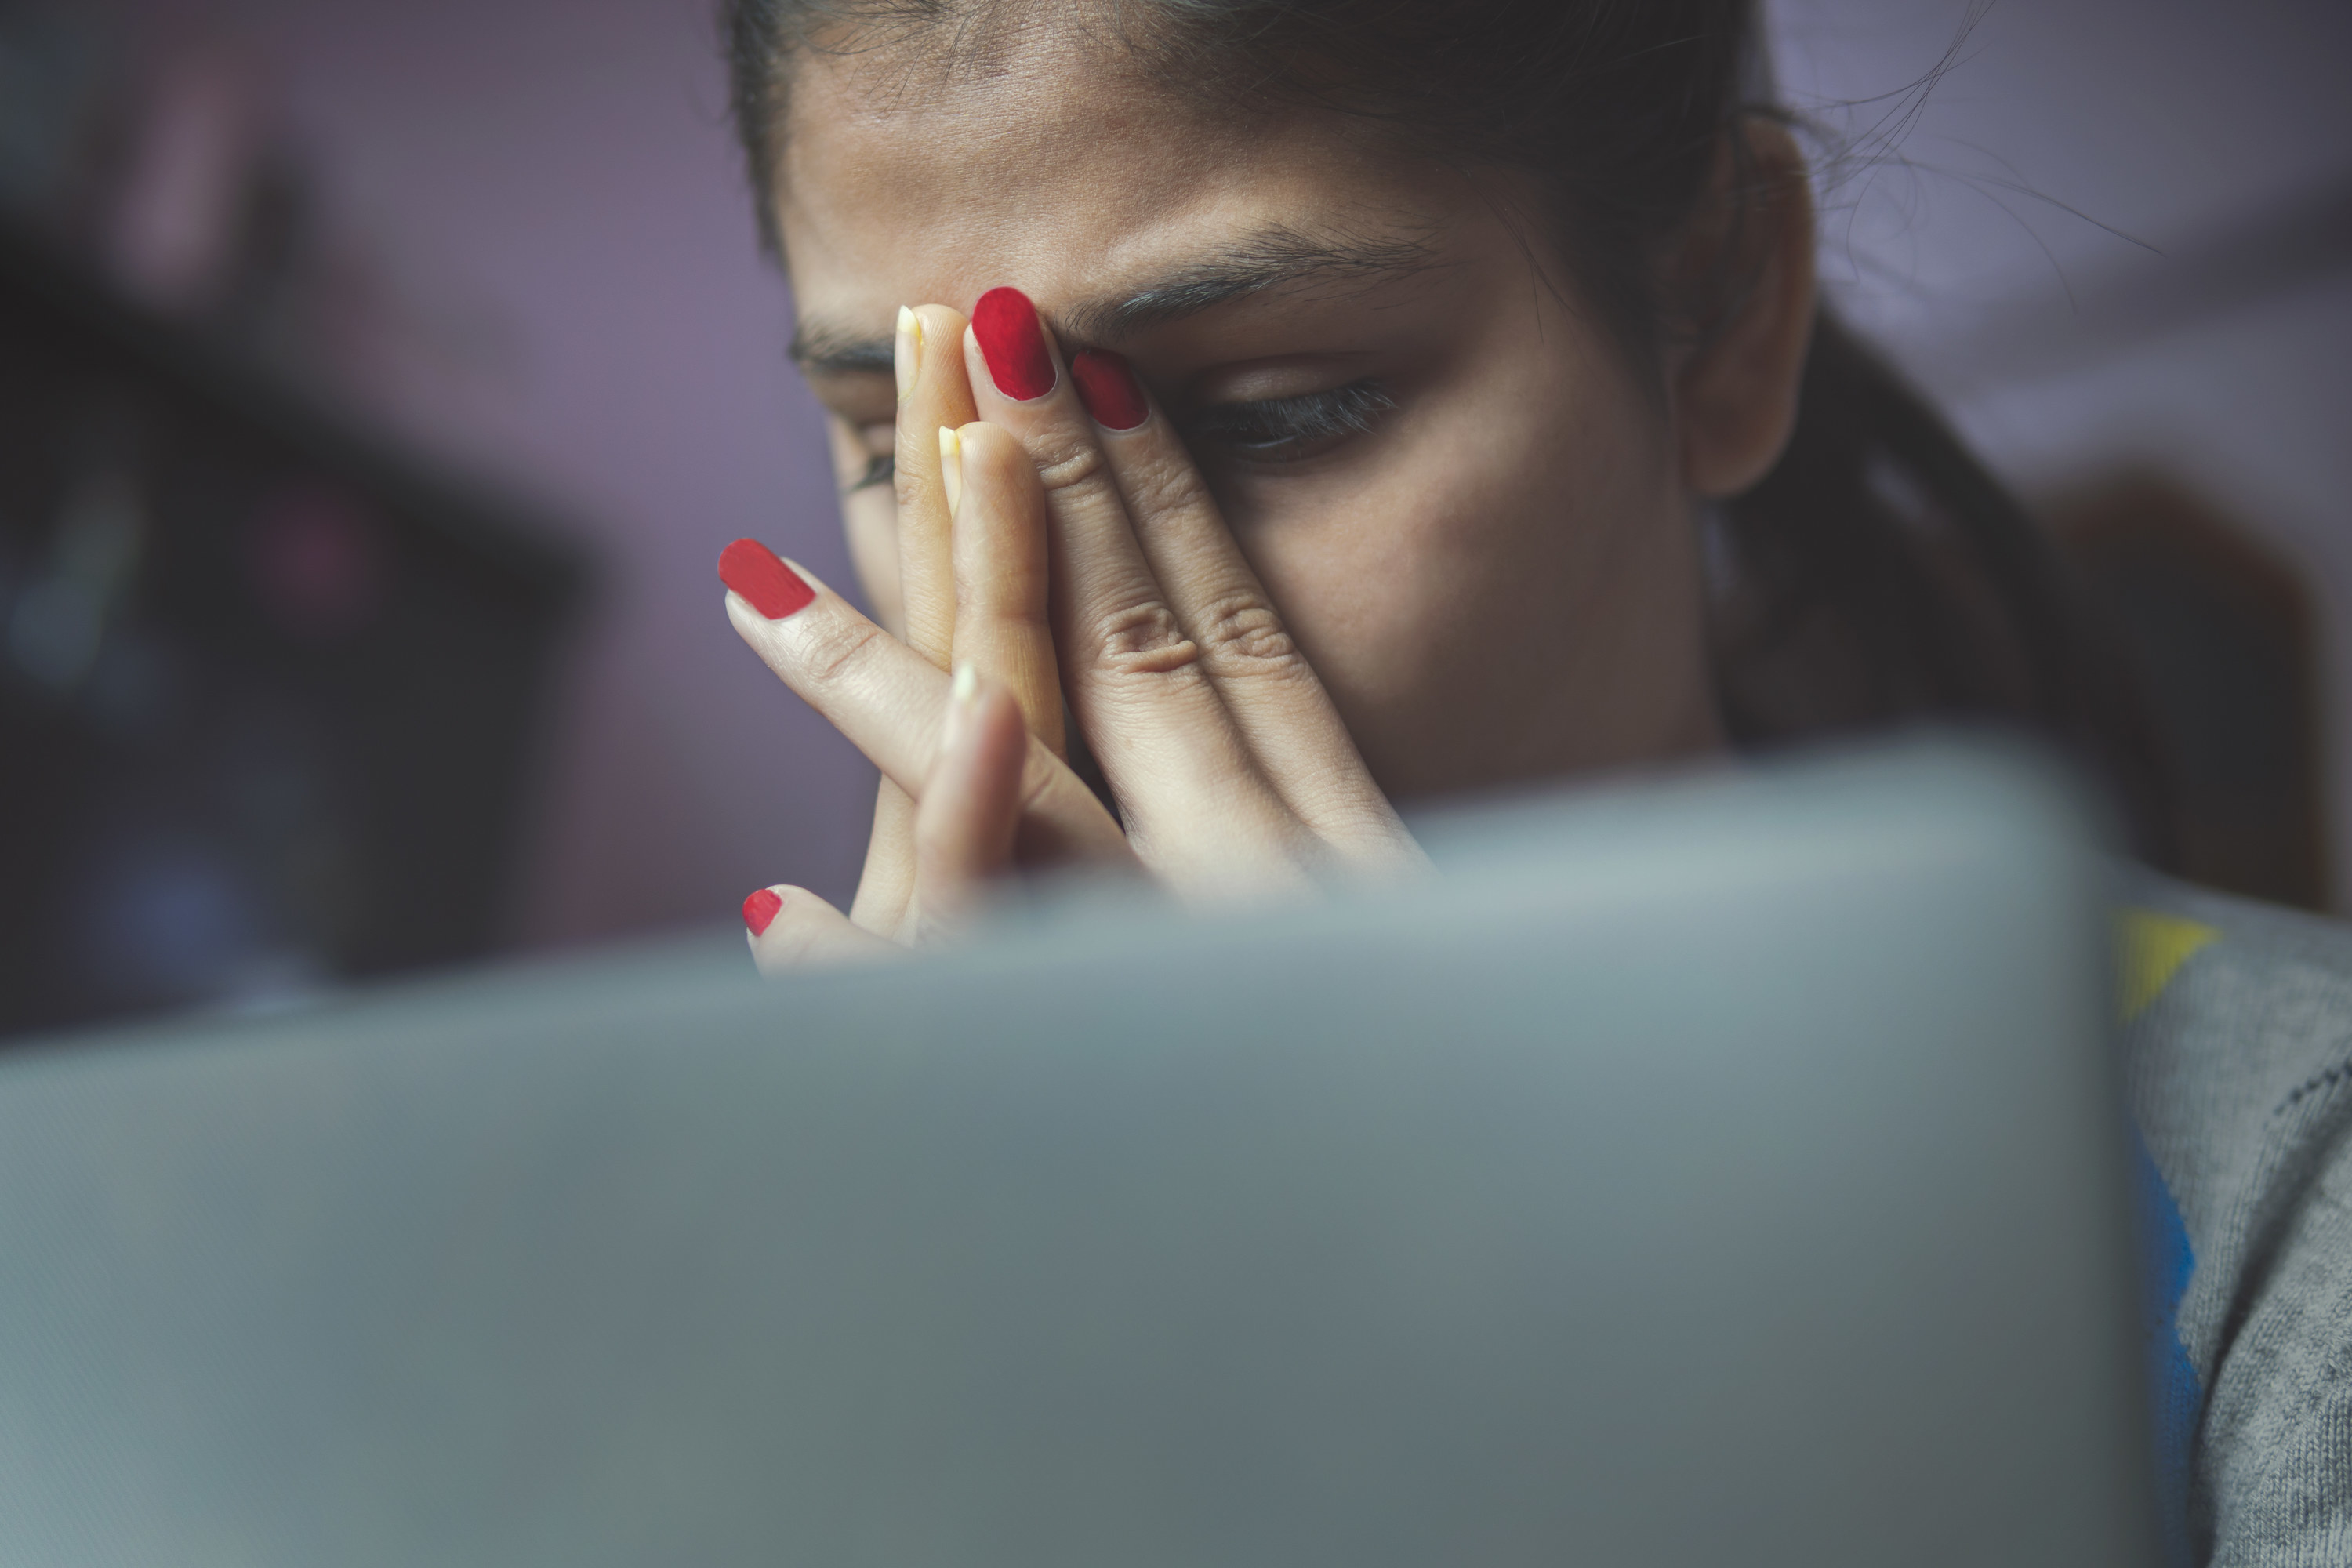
xmin=961 ymin=288 xmax=1292 ymax=871
xmin=1062 ymin=350 xmax=1410 ymax=851
xmin=717 ymin=537 xmax=1132 ymax=866
xmin=743 ymin=884 xmax=900 ymax=973
xmin=913 ymin=667 xmax=1027 ymax=940
xmin=843 ymin=306 xmax=976 ymax=944
xmin=946 ymin=422 xmax=1065 ymax=757
xmin=891 ymin=304 xmax=978 ymax=668
xmin=847 ymin=778 xmax=919 ymax=939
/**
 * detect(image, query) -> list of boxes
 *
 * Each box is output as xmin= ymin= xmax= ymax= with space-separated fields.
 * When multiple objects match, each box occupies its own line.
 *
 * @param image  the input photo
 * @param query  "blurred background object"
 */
xmin=0 ymin=117 xmax=585 ymax=1037
xmin=0 ymin=0 xmax=591 ymax=1036
xmin=1776 ymin=0 xmax=2352 ymax=907
xmin=0 ymin=0 xmax=2347 ymax=1038
xmin=2049 ymin=474 xmax=2328 ymax=910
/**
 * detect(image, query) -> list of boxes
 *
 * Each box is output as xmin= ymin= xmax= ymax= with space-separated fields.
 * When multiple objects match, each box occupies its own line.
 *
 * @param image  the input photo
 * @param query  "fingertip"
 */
xmin=743 ymin=884 xmax=903 ymax=971
xmin=743 ymin=886 xmax=785 ymax=935
xmin=938 ymin=426 xmax=964 ymax=516
xmin=723 ymin=590 xmax=778 ymax=647
xmin=971 ymin=674 xmax=1024 ymax=734
xmin=933 ymin=671 xmax=1029 ymax=792
xmin=1071 ymin=349 xmax=1150 ymax=431
xmin=894 ymin=306 xmax=922 ymax=403
xmin=723 ymin=554 xmax=834 ymax=630
xmin=939 ymin=659 xmax=981 ymax=757
xmin=717 ymin=538 xmax=815 ymax=619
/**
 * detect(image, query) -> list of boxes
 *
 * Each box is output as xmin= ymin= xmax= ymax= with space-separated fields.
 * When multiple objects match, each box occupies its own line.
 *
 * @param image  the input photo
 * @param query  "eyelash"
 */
xmin=844 ymin=379 xmax=1394 ymax=492
xmin=1188 ymin=379 xmax=1397 ymax=463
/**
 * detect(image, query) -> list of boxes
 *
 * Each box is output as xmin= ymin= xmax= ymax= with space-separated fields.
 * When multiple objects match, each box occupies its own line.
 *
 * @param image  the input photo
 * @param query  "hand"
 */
xmin=721 ymin=537 xmax=1134 ymax=966
xmin=726 ymin=288 xmax=1424 ymax=967
xmin=782 ymin=304 xmax=1080 ymax=956
xmin=944 ymin=288 xmax=1426 ymax=895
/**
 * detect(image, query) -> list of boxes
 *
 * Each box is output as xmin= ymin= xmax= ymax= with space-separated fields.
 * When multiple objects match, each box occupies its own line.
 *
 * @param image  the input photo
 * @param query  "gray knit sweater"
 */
xmin=2121 ymin=873 xmax=2352 ymax=1566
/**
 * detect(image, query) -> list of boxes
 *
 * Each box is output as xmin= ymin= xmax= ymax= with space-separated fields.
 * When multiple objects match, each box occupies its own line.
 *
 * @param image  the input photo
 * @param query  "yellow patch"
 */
xmin=2117 ymin=909 xmax=2220 ymax=1023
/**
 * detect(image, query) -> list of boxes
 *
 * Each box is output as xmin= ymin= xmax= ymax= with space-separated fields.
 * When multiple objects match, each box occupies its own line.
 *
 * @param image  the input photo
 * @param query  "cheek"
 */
xmin=1249 ymin=474 xmax=1549 ymax=747
xmin=1237 ymin=350 xmax=1690 ymax=793
xmin=1250 ymin=372 xmax=1671 ymax=698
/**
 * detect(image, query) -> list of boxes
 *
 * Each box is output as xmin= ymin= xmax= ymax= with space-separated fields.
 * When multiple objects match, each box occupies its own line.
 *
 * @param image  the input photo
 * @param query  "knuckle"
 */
xmin=891 ymin=438 xmax=942 ymax=518
xmin=797 ymin=616 xmax=886 ymax=689
xmin=1030 ymin=434 xmax=1109 ymax=498
xmin=891 ymin=466 xmax=929 ymax=516
xmin=1194 ymin=592 xmax=1303 ymax=675
xmin=1120 ymin=455 xmax=1212 ymax=521
xmin=1086 ymin=596 xmax=1202 ymax=678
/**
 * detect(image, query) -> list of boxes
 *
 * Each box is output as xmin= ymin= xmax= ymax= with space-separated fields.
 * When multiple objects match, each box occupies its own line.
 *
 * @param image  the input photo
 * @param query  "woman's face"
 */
xmin=773 ymin=28 xmax=1726 ymax=802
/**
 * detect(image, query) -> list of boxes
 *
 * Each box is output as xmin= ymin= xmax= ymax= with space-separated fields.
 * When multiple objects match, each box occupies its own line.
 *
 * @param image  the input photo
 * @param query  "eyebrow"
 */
xmin=789 ymin=323 xmax=897 ymax=378
xmin=787 ymin=224 xmax=1446 ymax=378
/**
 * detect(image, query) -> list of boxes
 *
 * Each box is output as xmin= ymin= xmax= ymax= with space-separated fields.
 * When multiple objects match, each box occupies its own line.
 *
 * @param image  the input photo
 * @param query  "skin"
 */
xmin=728 ymin=19 xmax=1819 ymax=960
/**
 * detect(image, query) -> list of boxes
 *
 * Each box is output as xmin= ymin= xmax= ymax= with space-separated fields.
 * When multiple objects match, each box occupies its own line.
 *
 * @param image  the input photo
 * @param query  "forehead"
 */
xmin=771 ymin=26 xmax=1436 ymax=330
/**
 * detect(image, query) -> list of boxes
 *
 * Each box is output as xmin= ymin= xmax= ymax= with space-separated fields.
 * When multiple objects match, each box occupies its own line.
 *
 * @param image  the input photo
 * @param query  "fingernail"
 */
xmin=718 ymin=539 xmax=815 ymax=619
xmin=939 ymin=426 xmax=964 ymax=516
xmin=943 ymin=660 xmax=979 ymax=750
xmin=971 ymin=286 xmax=1054 ymax=400
xmin=894 ymin=305 xmax=921 ymax=403
xmin=743 ymin=887 xmax=783 ymax=935
xmin=1070 ymin=350 xmax=1149 ymax=430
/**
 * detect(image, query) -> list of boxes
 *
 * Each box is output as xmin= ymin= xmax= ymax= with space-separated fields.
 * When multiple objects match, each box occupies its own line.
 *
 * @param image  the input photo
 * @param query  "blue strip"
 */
xmin=2133 ymin=1127 xmax=2199 ymax=1565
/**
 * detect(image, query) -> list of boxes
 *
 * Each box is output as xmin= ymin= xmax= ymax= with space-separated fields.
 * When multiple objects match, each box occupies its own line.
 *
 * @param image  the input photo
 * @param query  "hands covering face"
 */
xmin=724 ymin=289 xmax=1425 ymax=970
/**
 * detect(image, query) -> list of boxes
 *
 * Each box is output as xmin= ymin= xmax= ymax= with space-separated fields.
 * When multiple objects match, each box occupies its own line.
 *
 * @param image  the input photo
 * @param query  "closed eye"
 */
xmin=1185 ymin=379 xmax=1397 ymax=465
xmin=848 ymin=452 xmax=894 ymax=492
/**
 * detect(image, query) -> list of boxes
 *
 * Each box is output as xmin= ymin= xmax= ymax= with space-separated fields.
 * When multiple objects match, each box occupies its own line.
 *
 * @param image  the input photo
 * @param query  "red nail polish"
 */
xmin=719 ymin=539 xmax=815 ymax=619
xmin=1070 ymin=350 xmax=1149 ymax=430
xmin=971 ymin=286 xmax=1054 ymax=400
xmin=743 ymin=887 xmax=783 ymax=935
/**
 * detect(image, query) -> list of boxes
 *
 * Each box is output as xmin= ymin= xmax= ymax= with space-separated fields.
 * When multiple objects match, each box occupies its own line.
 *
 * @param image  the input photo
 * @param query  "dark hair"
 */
xmin=721 ymin=0 xmax=2173 ymax=857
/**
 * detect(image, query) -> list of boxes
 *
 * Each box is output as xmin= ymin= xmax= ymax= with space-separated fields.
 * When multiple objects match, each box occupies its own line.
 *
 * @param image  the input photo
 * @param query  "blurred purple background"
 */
xmin=15 ymin=0 xmax=2352 ymax=967
xmin=52 ymin=0 xmax=869 ymax=956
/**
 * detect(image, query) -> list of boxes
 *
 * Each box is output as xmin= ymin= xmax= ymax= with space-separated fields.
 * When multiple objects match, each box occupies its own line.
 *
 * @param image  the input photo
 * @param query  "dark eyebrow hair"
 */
xmin=789 ymin=322 xmax=897 ymax=379
xmin=1058 ymin=224 xmax=1447 ymax=341
xmin=789 ymin=223 xmax=1446 ymax=379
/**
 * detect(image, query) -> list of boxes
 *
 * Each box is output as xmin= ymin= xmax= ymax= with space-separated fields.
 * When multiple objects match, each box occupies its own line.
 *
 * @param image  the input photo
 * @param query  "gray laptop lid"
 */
xmin=0 ymin=742 xmax=2155 ymax=1566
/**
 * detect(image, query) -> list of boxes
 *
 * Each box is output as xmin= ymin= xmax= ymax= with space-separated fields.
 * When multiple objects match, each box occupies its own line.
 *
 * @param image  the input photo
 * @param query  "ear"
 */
xmin=1669 ymin=122 xmax=1817 ymax=500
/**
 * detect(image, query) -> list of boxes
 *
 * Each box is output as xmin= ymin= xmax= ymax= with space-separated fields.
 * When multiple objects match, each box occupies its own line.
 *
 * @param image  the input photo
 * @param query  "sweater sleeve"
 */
xmin=2117 ymin=878 xmax=2352 ymax=1568
xmin=2198 ymin=1114 xmax=2352 ymax=1568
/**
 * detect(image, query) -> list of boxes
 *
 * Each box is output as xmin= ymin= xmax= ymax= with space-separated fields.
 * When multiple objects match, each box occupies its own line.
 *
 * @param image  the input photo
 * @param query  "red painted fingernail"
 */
xmin=1070 ymin=350 xmax=1148 ymax=430
xmin=971 ymin=286 xmax=1054 ymax=400
xmin=743 ymin=887 xmax=783 ymax=935
xmin=719 ymin=539 xmax=815 ymax=619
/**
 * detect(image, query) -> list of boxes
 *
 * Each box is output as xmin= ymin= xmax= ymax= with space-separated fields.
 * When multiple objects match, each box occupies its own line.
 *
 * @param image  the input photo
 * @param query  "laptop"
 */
xmin=0 ymin=740 xmax=2157 ymax=1566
